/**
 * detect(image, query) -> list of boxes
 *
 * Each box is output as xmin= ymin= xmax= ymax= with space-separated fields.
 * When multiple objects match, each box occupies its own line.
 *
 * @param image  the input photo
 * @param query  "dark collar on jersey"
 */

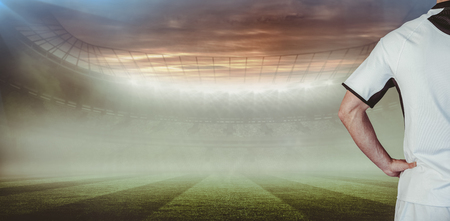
xmin=432 ymin=1 xmax=450 ymax=9
xmin=429 ymin=2 xmax=450 ymax=35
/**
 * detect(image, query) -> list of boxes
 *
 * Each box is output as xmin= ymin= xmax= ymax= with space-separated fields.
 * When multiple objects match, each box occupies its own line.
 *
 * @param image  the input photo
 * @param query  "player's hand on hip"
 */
xmin=384 ymin=159 xmax=417 ymax=178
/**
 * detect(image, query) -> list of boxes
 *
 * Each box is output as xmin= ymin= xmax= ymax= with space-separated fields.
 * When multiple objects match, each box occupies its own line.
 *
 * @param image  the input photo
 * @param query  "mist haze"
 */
xmin=0 ymin=0 xmax=427 ymax=183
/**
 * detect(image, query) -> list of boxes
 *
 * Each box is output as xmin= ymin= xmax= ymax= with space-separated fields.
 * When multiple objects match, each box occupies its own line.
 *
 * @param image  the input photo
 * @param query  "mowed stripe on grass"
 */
xmin=6 ymin=174 xmax=207 ymax=221
xmin=0 ymin=173 xmax=183 ymax=218
xmin=314 ymin=175 xmax=398 ymax=188
xmin=249 ymin=175 xmax=395 ymax=221
xmin=0 ymin=176 xmax=63 ymax=184
xmin=0 ymin=175 xmax=128 ymax=188
xmin=147 ymin=173 xmax=305 ymax=221
xmin=275 ymin=173 xmax=398 ymax=206
xmin=0 ymin=176 xmax=136 ymax=196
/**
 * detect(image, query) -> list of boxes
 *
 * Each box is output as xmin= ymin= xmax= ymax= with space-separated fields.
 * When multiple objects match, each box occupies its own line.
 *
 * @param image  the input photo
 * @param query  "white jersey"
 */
xmin=343 ymin=2 xmax=450 ymax=207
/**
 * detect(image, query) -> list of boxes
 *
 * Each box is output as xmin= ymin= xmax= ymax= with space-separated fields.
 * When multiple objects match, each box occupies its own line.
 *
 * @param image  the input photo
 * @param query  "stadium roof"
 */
xmin=13 ymin=14 xmax=375 ymax=88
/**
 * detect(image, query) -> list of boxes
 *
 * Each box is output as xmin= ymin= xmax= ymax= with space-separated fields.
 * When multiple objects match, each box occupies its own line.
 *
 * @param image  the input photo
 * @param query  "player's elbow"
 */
xmin=338 ymin=105 xmax=350 ymax=123
xmin=338 ymin=91 xmax=369 ymax=124
xmin=338 ymin=101 xmax=361 ymax=125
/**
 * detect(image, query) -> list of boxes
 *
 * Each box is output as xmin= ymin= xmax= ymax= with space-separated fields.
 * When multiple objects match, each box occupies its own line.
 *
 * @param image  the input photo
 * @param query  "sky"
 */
xmin=0 ymin=0 xmax=435 ymax=87
xmin=0 ymin=0 xmax=437 ymax=88
xmin=39 ymin=0 xmax=434 ymax=56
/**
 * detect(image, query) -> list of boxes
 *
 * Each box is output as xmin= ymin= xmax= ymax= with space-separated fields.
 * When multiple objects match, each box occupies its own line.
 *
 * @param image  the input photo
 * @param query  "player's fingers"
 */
xmin=408 ymin=161 xmax=417 ymax=168
xmin=398 ymin=161 xmax=416 ymax=171
xmin=393 ymin=160 xmax=414 ymax=172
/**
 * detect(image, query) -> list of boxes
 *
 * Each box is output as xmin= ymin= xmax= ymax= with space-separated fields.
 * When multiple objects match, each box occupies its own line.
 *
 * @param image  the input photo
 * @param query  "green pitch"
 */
xmin=0 ymin=172 xmax=398 ymax=220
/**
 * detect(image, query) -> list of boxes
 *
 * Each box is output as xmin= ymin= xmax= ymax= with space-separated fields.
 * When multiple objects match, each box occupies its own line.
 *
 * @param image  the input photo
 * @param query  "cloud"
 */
xmin=39 ymin=0 xmax=433 ymax=56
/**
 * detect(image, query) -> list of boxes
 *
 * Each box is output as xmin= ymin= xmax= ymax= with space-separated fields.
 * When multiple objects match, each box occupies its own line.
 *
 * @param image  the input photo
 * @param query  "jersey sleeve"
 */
xmin=342 ymin=38 xmax=396 ymax=108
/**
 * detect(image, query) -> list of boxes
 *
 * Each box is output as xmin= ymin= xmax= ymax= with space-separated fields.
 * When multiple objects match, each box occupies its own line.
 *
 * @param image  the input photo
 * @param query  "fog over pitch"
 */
xmin=0 ymin=0 xmax=435 ymax=176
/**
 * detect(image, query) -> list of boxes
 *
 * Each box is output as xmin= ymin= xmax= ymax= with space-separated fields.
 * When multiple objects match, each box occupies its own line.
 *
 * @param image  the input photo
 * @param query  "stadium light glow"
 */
xmin=0 ymin=1 xmax=29 ymax=23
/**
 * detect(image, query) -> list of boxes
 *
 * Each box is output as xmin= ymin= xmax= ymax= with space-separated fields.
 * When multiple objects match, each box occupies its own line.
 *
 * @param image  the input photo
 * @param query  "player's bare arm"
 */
xmin=338 ymin=91 xmax=416 ymax=177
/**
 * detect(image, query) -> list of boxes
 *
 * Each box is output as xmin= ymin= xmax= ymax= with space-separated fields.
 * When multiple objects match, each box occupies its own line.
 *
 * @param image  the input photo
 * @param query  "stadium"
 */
xmin=0 ymin=0 xmax=435 ymax=220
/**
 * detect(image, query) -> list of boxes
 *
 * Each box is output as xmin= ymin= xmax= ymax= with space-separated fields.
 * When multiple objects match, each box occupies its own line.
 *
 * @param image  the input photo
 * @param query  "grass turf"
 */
xmin=0 ymin=172 xmax=398 ymax=220
xmin=249 ymin=174 xmax=395 ymax=221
